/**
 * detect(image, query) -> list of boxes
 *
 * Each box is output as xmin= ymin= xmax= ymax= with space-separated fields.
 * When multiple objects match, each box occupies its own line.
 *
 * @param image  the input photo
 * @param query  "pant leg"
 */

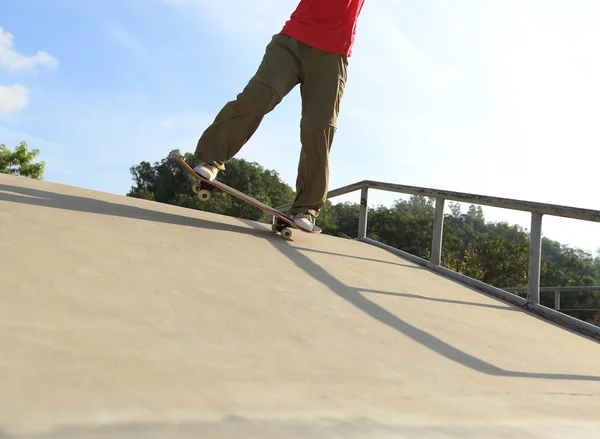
xmin=290 ymin=47 xmax=349 ymax=217
xmin=194 ymin=34 xmax=301 ymax=169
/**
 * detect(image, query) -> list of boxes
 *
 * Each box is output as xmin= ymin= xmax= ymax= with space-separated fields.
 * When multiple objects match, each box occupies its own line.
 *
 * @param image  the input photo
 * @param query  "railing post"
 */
xmin=358 ymin=185 xmax=369 ymax=239
xmin=431 ymin=198 xmax=445 ymax=265
xmin=554 ymin=289 xmax=561 ymax=310
xmin=527 ymin=212 xmax=543 ymax=304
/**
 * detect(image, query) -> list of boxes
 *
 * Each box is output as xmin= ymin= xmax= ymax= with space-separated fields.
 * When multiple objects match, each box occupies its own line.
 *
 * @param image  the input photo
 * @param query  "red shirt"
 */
xmin=281 ymin=0 xmax=365 ymax=56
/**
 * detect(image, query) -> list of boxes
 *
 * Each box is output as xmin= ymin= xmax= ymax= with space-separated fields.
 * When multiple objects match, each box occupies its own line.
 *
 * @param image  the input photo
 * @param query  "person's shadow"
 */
xmin=2 ymin=182 xmax=599 ymax=383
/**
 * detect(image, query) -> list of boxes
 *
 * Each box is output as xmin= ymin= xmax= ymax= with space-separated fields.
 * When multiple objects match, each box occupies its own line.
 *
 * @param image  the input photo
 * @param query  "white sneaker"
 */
xmin=291 ymin=212 xmax=322 ymax=233
xmin=193 ymin=162 xmax=219 ymax=181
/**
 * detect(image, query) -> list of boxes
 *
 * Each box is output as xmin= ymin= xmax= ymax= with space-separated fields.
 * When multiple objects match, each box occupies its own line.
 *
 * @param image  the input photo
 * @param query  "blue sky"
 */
xmin=1 ymin=0 xmax=599 ymax=254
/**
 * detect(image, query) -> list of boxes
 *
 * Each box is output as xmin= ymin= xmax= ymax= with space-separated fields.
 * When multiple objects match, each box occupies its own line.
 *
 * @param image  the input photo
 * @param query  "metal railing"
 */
xmin=263 ymin=180 xmax=600 ymax=340
xmin=503 ymin=286 xmax=600 ymax=326
xmin=503 ymin=286 xmax=600 ymax=310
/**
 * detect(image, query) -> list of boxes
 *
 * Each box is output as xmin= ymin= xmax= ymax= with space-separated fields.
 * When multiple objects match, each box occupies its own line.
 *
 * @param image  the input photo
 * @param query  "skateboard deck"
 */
xmin=170 ymin=152 xmax=320 ymax=239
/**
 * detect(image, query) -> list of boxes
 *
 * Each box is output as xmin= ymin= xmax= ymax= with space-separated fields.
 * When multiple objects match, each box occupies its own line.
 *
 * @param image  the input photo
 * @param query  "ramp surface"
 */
xmin=1 ymin=173 xmax=600 ymax=439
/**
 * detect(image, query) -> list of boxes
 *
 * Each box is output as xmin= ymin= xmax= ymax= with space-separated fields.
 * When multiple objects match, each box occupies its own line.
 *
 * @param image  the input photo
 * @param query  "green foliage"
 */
xmin=368 ymin=197 xmax=436 ymax=259
xmin=441 ymin=205 xmax=530 ymax=287
xmin=0 ymin=141 xmax=46 ymax=180
xmin=317 ymin=201 xmax=361 ymax=238
xmin=540 ymin=240 xmax=600 ymax=310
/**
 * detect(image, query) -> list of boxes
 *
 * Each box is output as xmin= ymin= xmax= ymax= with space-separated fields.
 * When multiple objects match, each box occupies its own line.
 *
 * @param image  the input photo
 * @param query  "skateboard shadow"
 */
xmin=0 ymin=183 xmax=266 ymax=238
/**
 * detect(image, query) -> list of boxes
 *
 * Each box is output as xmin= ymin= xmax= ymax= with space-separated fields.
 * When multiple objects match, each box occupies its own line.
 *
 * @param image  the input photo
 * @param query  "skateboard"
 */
xmin=170 ymin=152 xmax=320 ymax=240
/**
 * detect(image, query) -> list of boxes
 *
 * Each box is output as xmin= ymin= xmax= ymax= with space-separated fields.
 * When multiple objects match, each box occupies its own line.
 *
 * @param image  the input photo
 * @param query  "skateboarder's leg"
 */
xmin=194 ymin=34 xmax=301 ymax=174
xmin=290 ymin=50 xmax=348 ymax=225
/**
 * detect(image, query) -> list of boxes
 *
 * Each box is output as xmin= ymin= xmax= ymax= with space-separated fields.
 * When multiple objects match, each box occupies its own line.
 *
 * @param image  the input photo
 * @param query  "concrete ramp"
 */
xmin=1 ymin=173 xmax=600 ymax=439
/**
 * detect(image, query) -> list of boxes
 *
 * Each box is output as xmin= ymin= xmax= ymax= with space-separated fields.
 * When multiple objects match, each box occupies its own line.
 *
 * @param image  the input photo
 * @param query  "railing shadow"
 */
xmin=267 ymin=242 xmax=600 ymax=382
xmin=362 ymin=288 xmax=519 ymax=312
xmin=293 ymin=247 xmax=424 ymax=270
xmin=2 ymin=182 xmax=599 ymax=383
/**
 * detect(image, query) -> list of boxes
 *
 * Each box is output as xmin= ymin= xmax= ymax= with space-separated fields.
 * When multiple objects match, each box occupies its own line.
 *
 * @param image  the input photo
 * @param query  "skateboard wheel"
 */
xmin=271 ymin=224 xmax=280 ymax=233
xmin=192 ymin=182 xmax=202 ymax=194
xmin=281 ymin=228 xmax=293 ymax=240
xmin=197 ymin=189 xmax=211 ymax=201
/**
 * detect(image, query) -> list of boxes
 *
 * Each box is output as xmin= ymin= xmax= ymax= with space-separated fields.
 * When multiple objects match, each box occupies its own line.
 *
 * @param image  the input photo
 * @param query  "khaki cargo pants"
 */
xmin=193 ymin=33 xmax=348 ymax=217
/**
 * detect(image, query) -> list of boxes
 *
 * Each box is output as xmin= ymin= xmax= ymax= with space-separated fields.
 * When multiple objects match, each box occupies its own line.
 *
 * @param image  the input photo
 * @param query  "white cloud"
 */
xmin=107 ymin=26 xmax=146 ymax=57
xmin=0 ymin=84 xmax=30 ymax=113
xmin=0 ymin=27 xmax=58 ymax=73
xmin=159 ymin=115 xmax=177 ymax=129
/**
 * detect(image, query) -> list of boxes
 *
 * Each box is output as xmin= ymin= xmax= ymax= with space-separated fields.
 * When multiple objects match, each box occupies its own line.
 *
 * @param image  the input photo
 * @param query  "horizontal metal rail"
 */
xmin=359 ymin=181 xmax=600 ymax=222
xmin=261 ymin=179 xmax=600 ymax=340
xmin=503 ymin=286 xmax=600 ymax=293
xmin=267 ymin=180 xmax=600 ymax=222
xmin=502 ymin=286 xmax=600 ymax=312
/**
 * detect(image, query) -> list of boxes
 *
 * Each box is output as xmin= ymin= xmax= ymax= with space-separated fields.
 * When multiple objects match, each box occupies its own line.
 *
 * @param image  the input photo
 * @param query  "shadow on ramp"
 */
xmin=0 ymin=184 xmax=262 ymax=239
xmin=4 ymin=417 xmax=582 ymax=439
xmin=269 ymin=242 xmax=600 ymax=382
xmin=2 ymin=183 xmax=599 ymax=383
xmin=363 ymin=289 xmax=519 ymax=312
xmin=295 ymin=247 xmax=425 ymax=269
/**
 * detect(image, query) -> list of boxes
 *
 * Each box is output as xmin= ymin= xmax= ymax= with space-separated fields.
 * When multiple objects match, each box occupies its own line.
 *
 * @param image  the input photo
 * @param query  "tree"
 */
xmin=0 ymin=141 xmax=46 ymax=180
xmin=442 ymin=202 xmax=489 ymax=274
xmin=460 ymin=222 xmax=529 ymax=287
xmin=317 ymin=201 xmax=361 ymax=238
xmin=366 ymin=196 xmax=435 ymax=259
